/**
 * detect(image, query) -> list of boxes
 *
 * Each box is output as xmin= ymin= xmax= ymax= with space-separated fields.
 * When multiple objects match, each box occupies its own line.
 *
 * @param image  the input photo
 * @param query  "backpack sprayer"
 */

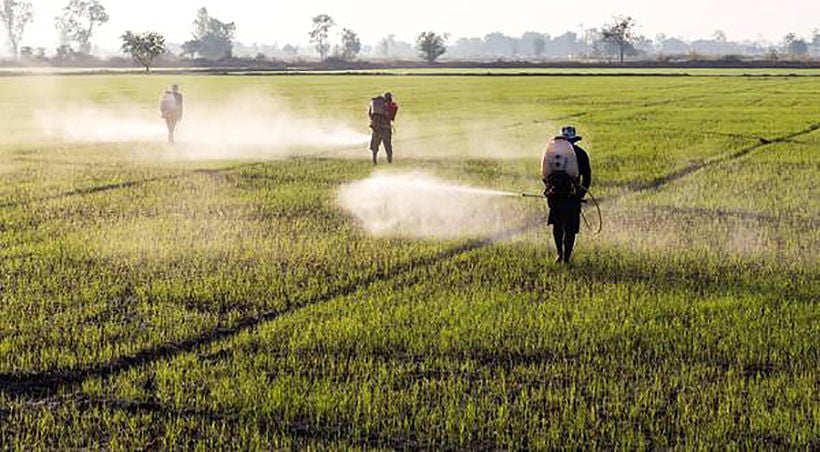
xmin=523 ymin=127 xmax=603 ymax=233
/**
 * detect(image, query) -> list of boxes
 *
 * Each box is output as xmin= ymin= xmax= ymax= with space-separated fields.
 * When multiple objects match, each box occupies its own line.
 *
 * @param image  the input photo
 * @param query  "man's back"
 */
xmin=369 ymin=98 xmax=393 ymax=131
xmin=173 ymin=92 xmax=184 ymax=119
xmin=571 ymin=143 xmax=591 ymax=195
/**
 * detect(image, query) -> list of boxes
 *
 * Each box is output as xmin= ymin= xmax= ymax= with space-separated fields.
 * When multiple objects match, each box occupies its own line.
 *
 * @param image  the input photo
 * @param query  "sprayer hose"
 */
xmin=580 ymin=190 xmax=603 ymax=234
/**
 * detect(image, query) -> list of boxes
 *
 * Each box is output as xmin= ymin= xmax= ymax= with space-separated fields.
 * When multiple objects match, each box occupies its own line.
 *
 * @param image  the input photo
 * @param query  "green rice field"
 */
xmin=0 ymin=73 xmax=818 ymax=449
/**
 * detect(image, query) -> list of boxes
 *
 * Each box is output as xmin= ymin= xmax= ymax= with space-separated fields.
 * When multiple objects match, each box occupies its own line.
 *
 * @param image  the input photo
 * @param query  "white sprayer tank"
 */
xmin=541 ymin=138 xmax=579 ymax=180
xmin=159 ymin=92 xmax=178 ymax=114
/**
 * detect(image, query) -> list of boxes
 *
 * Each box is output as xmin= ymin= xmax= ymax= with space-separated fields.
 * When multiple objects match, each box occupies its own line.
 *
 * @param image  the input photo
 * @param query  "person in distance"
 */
xmin=541 ymin=125 xmax=592 ymax=264
xmin=368 ymin=92 xmax=399 ymax=164
xmin=159 ymin=84 xmax=184 ymax=144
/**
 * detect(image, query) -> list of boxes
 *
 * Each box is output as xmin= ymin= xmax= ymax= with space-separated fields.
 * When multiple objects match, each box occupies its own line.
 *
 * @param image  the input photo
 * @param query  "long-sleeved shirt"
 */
xmin=572 ymin=143 xmax=592 ymax=197
xmin=173 ymin=92 xmax=184 ymax=120
xmin=369 ymin=100 xmax=398 ymax=131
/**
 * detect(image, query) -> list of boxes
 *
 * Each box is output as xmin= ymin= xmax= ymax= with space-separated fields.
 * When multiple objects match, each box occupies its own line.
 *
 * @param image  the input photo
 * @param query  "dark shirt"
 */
xmin=573 ymin=143 xmax=592 ymax=197
xmin=173 ymin=92 xmax=184 ymax=120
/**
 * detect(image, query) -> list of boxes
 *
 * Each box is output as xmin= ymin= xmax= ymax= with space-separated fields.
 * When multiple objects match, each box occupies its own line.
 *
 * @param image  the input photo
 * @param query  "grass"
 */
xmin=290 ymin=67 xmax=820 ymax=76
xmin=0 ymin=73 xmax=818 ymax=449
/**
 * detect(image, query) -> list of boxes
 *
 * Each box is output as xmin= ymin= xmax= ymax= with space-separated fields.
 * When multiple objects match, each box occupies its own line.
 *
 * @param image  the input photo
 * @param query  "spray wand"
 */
xmin=519 ymin=190 xmax=603 ymax=234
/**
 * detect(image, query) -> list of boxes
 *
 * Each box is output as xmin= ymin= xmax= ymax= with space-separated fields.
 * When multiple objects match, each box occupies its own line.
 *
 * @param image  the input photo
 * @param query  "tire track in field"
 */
xmin=3 ymin=120 xmax=817 ymax=397
xmin=60 ymin=394 xmax=424 ymax=450
xmin=635 ymin=122 xmax=820 ymax=192
xmin=38 ymin=329 xmax=805 ymax=449
xmin=590 ymin=120 xmax=819 ymax=203
xmin=2 ymin=107 xmax=814 ymax=398
xmin=35 ymin=238 xmax=813 ymax=445
xmin=590 ymin=121 xmax=777 ymax=143
xmin=0 ymin=175 xmax=182 ymax=209
xmin=0 ymin=83 xmax=783 ymax=208
xmin=0 ymin=218 xmax=542 ymax=397
xmin=644 ymin=205 xmax=820 ymax=229
xmin=0 ymin=164 xmax=261 ymax=210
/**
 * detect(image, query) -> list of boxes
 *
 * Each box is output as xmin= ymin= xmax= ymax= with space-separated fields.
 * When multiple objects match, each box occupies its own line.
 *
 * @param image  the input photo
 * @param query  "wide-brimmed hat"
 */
xmin=560 ymin=126 xmax=576 ymax=139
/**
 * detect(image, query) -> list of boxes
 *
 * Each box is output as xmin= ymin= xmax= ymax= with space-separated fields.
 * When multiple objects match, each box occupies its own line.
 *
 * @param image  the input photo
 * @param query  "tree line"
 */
xmin=1 ymin=2 xmax=818 ymax=70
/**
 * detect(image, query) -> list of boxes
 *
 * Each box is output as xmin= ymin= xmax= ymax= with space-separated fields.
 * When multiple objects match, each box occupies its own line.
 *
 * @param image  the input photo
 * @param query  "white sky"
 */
xmin=14 ymin=0 xmax=820 ymax=53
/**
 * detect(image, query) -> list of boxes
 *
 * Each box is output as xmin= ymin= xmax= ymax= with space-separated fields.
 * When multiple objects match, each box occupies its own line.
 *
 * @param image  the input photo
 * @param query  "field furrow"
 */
xmin=0 ymin=73 xmax=817 ymax=449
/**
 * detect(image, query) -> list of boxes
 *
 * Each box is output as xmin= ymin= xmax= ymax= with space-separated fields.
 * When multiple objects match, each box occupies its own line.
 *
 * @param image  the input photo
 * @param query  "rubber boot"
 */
xmin=552 ymin=226 xmax=564 ymax=263
xmin=563 ymin=233 xmax=576 ymax=264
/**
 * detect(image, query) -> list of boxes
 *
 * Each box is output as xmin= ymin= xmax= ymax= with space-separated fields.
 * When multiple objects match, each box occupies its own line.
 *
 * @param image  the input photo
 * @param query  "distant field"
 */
xmin=3 ymin=66 xmax=820 ymax=77
xmin=0 ymin=74 xmax=818 ymax=449
xmin=318 ymin=67 xmax=820 ymax=76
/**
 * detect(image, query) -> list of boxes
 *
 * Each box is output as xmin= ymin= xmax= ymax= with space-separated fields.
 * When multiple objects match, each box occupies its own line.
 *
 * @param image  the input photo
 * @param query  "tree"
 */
xmin=658 ymin=36 xmax=689 ymax=55
xmin=309 ymin=14 xmax=334 ymax=62
xmin=632 ymin=34 xmax=653 ymax=56
xmin=340 ymin=28 xmax=360 ymax=61
xmin=376 ymin=35 xmax=393 ymax=57
xmin=54 ymin=43 xmax=76 ymax=64
xmin=182 ymin=7 xmax=235 ymax=60
xmin=417 ymin=31 xmax=446 ymax=63
xmin=55 ymin=0 xmax=109 ymax=54
xmin=764 ymin=47 xmax=779 ymax=61
xmin=121 ymin=31 xmax=165 ymax=72
xmin=376 ymin=34 xmax=415 ymax=59
xmin=533 ymin=35 xmax=546 ymax=58
xmin=282 ymin=43 xmax=299 ymax=62
xmin=784 ymin=33 xmax=808 ymax=57
xmin=520 ymin=31 xmax=545 ymax=58
xmin=600 ymin=16 xmax=636 ymax=63
xmin=581 ymin=28 xmax=599 ymax=56
xmin=19 ymin=45 xmax=44 ymax=60
xmin=484 ymin=32 xmax=517 ymax=58
xmin=0 ymin=0 xmax=32 ymax=59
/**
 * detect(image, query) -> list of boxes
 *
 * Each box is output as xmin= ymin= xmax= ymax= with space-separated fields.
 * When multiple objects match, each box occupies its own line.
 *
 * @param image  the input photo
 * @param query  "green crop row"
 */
xmin=0 ymin=73 xmax=817 ymax=449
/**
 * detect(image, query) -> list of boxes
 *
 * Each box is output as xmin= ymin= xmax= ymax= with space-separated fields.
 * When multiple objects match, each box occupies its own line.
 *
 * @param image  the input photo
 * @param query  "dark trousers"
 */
xmin=547 ymin=196 xmax=581 ymax=263
xmin=164 ymin=117 xmax=179 ymax=143
xmin=370 ymin=127 xmax=393 ymax=164
xmin=552 ymin=224 xmax=577 ymax=263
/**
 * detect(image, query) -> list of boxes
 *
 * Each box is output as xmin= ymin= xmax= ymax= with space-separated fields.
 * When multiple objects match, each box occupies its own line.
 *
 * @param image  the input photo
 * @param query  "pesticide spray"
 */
xmin=338 ymin=170 xmax=605 ymax=240
xmin=32 ymin=94 xmax=370 ymax=160
xmin=337 ymin=172 xmax=533 ymax=239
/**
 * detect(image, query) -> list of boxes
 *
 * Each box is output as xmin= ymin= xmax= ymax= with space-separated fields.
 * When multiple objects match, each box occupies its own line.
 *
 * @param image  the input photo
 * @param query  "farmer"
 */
xmin=542 ymin=126 xmax=592 ymax=264
xmin=368 ymin=92 xmax=399 ymax=164
xmin=159 ymin=84 xmax=184 ymax=143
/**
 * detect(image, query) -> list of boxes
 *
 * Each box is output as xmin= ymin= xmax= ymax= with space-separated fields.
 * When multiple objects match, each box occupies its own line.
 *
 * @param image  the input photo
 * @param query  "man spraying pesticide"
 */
xmin=541 ymin=126 xmax=592 ymax=264
xmin=159 ymin=84 xmax=184 ymax=144
xmin=368 ymin=92 xmax=399 ymax=165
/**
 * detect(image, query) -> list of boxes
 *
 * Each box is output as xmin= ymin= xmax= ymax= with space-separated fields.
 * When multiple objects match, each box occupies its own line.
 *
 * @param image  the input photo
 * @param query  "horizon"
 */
xmin=3 ymin=0 xmax=819 ymax=57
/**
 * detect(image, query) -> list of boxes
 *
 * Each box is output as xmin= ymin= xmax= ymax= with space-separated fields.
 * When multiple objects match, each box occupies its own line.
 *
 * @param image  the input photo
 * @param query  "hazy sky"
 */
xmin=17 ymin=0 xmax=820 ymax=53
